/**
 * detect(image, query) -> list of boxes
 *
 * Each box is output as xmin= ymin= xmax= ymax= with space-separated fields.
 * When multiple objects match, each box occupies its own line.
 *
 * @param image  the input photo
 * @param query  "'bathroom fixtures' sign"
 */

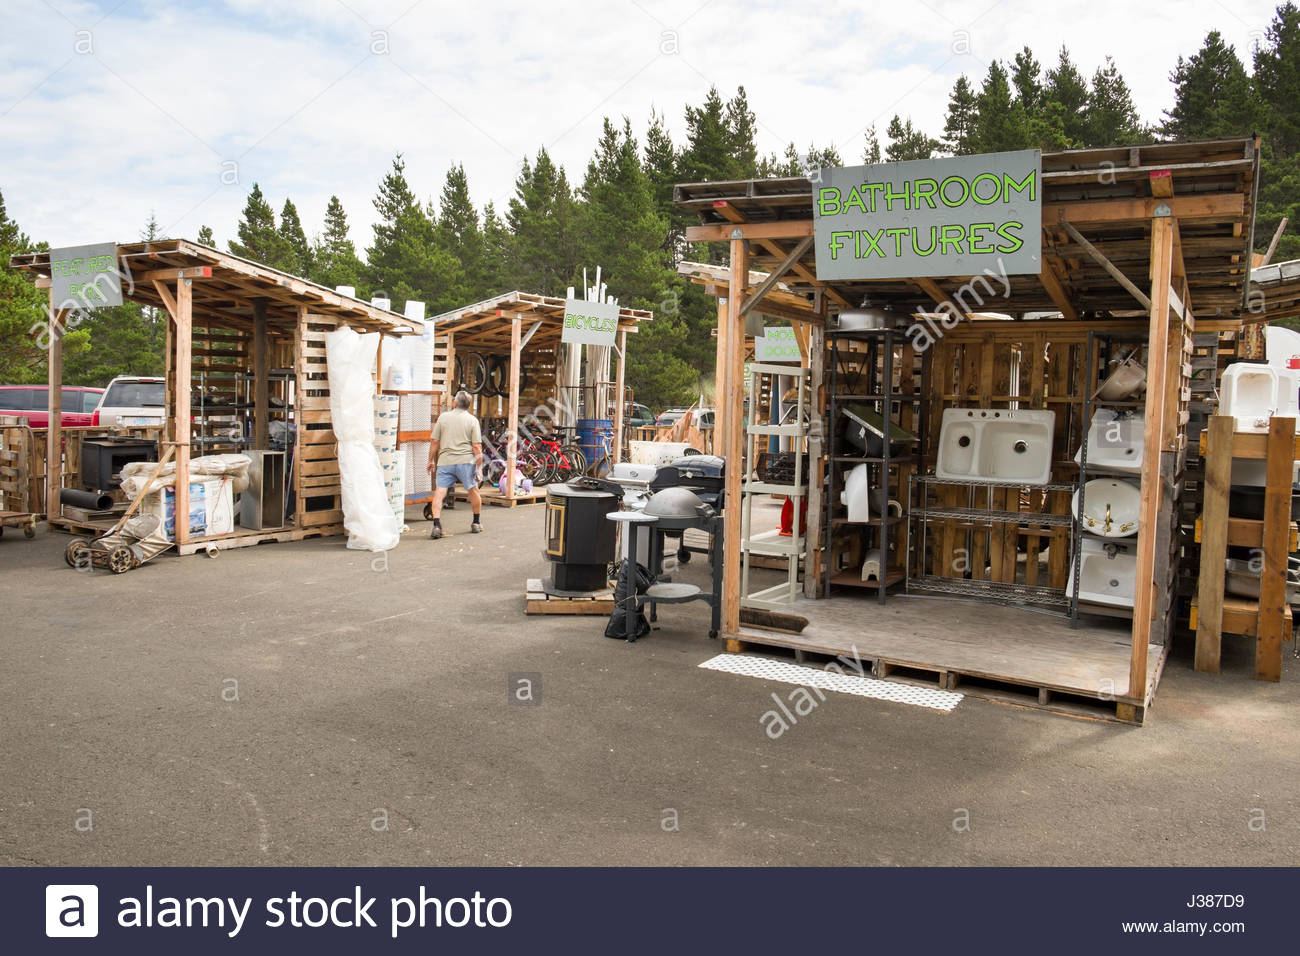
xmin=812 ymin=150 xmax=1042 ymax=281
xmin=561 ymin=298 xmax=619 ymax=347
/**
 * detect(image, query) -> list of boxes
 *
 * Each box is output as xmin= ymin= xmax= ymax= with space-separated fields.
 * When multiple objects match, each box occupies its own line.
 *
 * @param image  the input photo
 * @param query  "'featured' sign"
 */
xmin=49 ymin=242 xmax=123 ymax=309
xmin=561 ymin=298 xmax=619 ymax=347
xmin=812 ymin=150 xmax=1042 ymax=281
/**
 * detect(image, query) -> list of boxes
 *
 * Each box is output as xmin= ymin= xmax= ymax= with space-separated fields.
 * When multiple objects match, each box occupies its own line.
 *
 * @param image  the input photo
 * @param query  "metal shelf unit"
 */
xmin=824 ymin=327 xmax=926 ymax=603
xmin=1073 ymin=329 xmax=1150 ymax=626
xmin=740 ymin=362 xmax=808 ymax=611
xmin=906 ymin=475 xmax=1078 ymax=613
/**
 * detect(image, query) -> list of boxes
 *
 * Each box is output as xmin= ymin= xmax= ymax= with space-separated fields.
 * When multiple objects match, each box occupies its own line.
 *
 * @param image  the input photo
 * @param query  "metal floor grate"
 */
xmin=699 ymin=654 xmax=963 ymax=712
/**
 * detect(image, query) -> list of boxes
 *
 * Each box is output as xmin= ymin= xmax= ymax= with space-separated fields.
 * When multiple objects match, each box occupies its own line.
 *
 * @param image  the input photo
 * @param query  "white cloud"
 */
xmin=0 ymin=0 xmax=1282 ymax=257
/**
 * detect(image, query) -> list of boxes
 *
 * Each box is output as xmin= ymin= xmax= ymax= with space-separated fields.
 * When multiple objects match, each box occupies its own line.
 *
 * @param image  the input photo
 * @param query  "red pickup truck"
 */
xmin=0 ymin=385 xmax=104 ymax=427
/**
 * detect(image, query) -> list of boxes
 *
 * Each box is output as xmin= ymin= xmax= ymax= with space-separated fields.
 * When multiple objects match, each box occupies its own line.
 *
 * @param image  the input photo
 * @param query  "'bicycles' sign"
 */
xmin=562 ymin=299 xmax=619 ymax=347
xmin=812 ymin=149 xmax=1041 ymax=281
xmin=49 ymin=242 xmax=123 ymax=309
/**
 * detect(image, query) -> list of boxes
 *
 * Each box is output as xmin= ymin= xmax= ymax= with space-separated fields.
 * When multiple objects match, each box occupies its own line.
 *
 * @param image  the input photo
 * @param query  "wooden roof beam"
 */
xmin=1046 ymin=193 xmax=1244 ymax=226
xmin=1038 ymin=257 xmax=1080 ymax=320
xmin=912 ymin=277 xmax=970 ymax=318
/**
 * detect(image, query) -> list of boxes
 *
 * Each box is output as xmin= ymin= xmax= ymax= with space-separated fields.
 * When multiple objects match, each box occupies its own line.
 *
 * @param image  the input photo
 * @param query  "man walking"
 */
xmin=426 ymin=390 xmax=484 ymax=539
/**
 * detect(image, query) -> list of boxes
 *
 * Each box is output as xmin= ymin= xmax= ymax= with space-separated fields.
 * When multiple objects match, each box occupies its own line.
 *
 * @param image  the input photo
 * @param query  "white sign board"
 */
xmin=562 ymin=298 xmax=619 ymax=347
xmin=49 ymin=242 xmax=123 ymax=309
xmin=755 ymin=326 xmax=801 ymax=363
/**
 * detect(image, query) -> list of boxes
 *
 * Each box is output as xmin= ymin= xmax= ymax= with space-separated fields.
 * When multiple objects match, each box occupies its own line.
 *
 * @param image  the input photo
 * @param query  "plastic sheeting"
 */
xmin=120 ymin=453 xmax=251 ymax=499
xmin=326 ymin=326 xmax=400 ymax=552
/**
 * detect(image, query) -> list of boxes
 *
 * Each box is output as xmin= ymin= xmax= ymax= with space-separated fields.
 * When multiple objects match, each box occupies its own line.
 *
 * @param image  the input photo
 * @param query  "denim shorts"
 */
xmin=436 ymin=463 xmax=477 ymax=489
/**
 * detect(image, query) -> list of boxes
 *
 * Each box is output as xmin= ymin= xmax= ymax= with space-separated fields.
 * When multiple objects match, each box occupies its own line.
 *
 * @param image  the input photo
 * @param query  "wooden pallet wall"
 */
xmin=918 ymin=321 xmax=1151 ymax=590
xmin=294 ymin=312 xmax=344 ymax=532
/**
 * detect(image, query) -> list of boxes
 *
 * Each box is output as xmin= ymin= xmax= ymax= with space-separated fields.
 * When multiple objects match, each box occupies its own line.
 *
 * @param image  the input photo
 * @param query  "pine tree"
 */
xmin=862 ymin=125 xmax=881 ymax=164
xmin=724 ymin=86 xmax=759 ymax=179
xmin=681 ymin=87 xmax=735 ymax=183
xmin=942 ymin=75 xmax=979 ymax=155
xmin=310 ymin=195 xmax=364 ymax=293
xmin=885 ymin=115 xmax=938 ymax=162
xmin=1253 ymin=2 xmax=1300 ymax=261
xmin=278 ymin=198 xmax=313 ymax=277
xmin=366 ymin=155 xmax=464 ymax=310
xmin=228 ymin=184 xmax=293 ymax=269
xmin=196 ymin=225 xmax=215 ymax=247
xmin=479 ymin=201 xmax=510 ymax=297
xmin=505 ymin=148 xmax=579 ymax=295
xmin=1044 ymin=47 xmax=1091 ymax=147
xmin=577 ymin=117 xmax=668 ymax=305
xmin=643 ymin=108 xmax=684 ymax=262
xmin=1254 ymin=2 xmax=1300 ymax=160
xmin=1011 ymin=47 xmax=1043 ymax=115
xmin=973 ymin=60 xmax=1030 ymax=152
xmin=1161 ymin=31 xmax=1256 ymax=141
xmin=435 ymin=163 xmax=483 ymax=302
xmin=1085 ymin=57 xmax=1148 ymax=147
xmin=0 ymin=189 xmax=73 ymax=382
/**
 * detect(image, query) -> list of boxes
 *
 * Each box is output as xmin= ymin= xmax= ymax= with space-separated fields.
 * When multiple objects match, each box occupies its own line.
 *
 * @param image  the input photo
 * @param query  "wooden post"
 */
xmin=45 ymin=294 xmax=65 ymax=520
xmin=713 ymin=294 xmax=729 ymax=452
xmin=612 ymin=328 xmax=627 ymax=464
xmin=803 ymin=320 xmax=826 ymax=598
xmin=722 ymin=237 xmax=748 ymax=640
xmin=293 ymin=305 xmax=307 ymax=528
xmin=1257 ymin=416 xmax=1293 ymax=681
xmin=1194 ymin=415 xmax=1233 ymax=673
xmin=174 ymin=278 xmax=193 ymax=546
xmin=1129 ymin=215 xmax=1174 ymax=702
xmin=506 ymin=314 xmax=521 ymax=500
xmin=253 ymin=298 xmax=269 ymax=449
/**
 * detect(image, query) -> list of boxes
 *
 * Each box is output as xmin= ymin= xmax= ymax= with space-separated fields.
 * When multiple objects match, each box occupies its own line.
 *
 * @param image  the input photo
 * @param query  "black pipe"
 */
xmin=60 ymin=488 xmax=113 ymax=510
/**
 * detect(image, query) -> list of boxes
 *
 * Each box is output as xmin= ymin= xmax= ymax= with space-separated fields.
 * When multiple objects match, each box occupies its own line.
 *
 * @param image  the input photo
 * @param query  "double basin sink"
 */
xmin=934 ymin=408 xmax=1056 ymax=486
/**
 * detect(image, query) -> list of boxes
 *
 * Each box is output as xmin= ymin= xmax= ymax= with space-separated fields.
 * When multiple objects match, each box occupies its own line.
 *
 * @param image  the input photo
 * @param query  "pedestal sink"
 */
xmin=934 ymin=408 xmax=1056 ymax=485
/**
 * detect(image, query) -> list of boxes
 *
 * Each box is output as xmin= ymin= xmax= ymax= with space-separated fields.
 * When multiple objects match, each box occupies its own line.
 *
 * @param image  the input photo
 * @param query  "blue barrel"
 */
xmin=576 ymin=418 xmax=614 ymax=466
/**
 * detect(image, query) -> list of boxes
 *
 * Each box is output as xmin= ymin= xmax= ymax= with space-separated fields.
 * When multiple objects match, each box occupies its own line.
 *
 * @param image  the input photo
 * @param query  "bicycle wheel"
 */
xmin=453 ymin=355 xmax=465 ymax=390
xmin=482 ymin=458 xmax=506 ymax=488
xmin=486 ymin=356 xmax=507 ymax=396
xmin=559 ymin=444 xmax=587 ymax=479
xmin=528 ymin=450 xmax=558 ymax=485
xmin=465 ymin=352 xmax=489 ymax=394
xmin=592 ymin=452 xmax=612 ymax=478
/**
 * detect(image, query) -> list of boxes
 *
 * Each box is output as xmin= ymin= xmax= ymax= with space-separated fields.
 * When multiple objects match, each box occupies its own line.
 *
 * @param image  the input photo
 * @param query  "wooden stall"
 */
xmin=675 ymin=137 xmax=1263 ymax=723
xmin=430 ymin=292 xmax=651 ymax=503
xmin=10 ymin=240 xmax=418 ymax=554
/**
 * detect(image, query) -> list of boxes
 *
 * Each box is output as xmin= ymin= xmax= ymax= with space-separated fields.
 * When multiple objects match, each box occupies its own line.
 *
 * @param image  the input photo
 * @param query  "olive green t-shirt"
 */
xmin=432 ymin=408 xmax=482 ymax=465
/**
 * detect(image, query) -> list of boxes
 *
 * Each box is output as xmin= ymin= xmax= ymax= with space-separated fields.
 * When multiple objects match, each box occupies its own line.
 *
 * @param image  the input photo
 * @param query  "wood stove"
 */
xmin=544 ymin=482 xmax=619 ymax=592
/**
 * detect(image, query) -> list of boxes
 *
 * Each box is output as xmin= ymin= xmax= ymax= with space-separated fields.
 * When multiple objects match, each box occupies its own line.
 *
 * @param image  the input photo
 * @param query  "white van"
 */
xmin=94 ymin=376 xmax=166 ymax=427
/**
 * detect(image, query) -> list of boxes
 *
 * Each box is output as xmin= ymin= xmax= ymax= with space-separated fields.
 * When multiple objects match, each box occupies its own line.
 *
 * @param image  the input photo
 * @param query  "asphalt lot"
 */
xmin=1 ymin=503 xmax=1297 ymax=866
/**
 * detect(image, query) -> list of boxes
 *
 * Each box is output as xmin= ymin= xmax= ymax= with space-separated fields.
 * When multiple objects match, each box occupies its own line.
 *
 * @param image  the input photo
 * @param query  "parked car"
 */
xmin=93 ymin=376 xmax=166 ymax=427
xmin=624 ymin=402 xmax=655 ymax=428
xmin=0 ymin=385 xmax=104 ymax=427
xmin=655 ymin=407 xmax=714 ymax=428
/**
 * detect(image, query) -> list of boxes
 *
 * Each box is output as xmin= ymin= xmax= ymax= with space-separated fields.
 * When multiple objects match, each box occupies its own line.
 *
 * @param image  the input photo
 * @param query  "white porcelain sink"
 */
xmin=1074 ymin=409 xmax=1144 ymax=476
xmin=1068 ymin=536 xmax=1137 ymax=608
xmin=1073 ymin=477 xmax=1140 ymax=538
xmin=1221 ymin=362 xmax=1300 ymax=432
xmin=935 ymin=408 xmax=1056 ymax=485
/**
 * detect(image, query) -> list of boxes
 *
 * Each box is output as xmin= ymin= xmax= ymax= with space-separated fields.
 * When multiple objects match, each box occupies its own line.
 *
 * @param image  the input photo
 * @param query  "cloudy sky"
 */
xmin=0 ymin=0 xmax=1282 ymax=253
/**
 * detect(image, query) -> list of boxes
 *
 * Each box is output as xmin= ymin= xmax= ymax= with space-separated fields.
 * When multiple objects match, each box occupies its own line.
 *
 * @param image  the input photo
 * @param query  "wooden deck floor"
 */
xmin=730 ymin=594 xmax=1167 ymax=723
